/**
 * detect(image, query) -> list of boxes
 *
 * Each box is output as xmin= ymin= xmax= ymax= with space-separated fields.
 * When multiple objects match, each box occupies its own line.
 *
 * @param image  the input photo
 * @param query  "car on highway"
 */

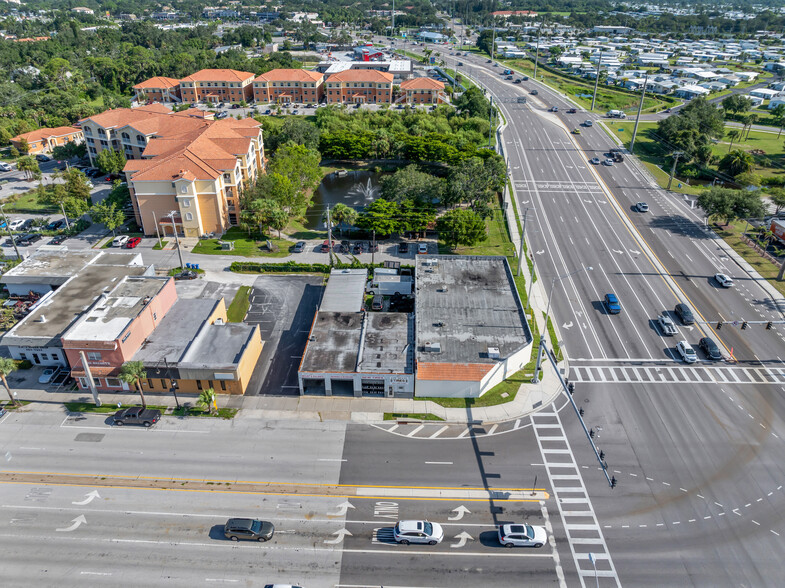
xmin=590 ymin=157 xmax=601 ymax=165
xmin=224 ymin=518 xmax=275 ymax=542
xmin=458 ymin=61 xmax=464 ymax=66
xmin=572 ymin=128 xmax=581 ymax=134
xmin=583 ymin=120 xmax=593 ymax=127
xmin=487 ymin=59 xmax=493 ymax=63
xmin=522 ymin=75 xmax=529 ymax=81
xmin=505 ymin=75 xmax=513 ymax=80
xmin=498 ymin=523 xmax=547 ymax=548
xmin=0 ymin=162 xmax=12 ymax=172
xmin=393 ymin=520 xmax=444 ymax=545
xmin=530 ymin=89 xmax=538 ymax=95
xmin=699 ymin=337 xmax=722 ymax=360
xmin=292 ymin=241 xmax=306 ymax=253
xmin=514 ymin=78 xmax=522 ymax=83
xmin=658 ymin=313 xmax=678 ymax=336
xmin=674 ymin=303 xmax=695 ymax=325
xmin=677 ymin=340 xmax=698 ymax=363
xmin=112 ymin=406 xmax=162 ymax=427
xmin=636 ymin=202 xmax=649 ymax=212
xmin=38 ymin=368 xmax=56 ymax=384
xmin=604 ymin=293 xmax=621 ymax=314
xmin=714 ymin=273 xmax=734 ymax=288
xmin=549 ymin=106 xmax=558 ymax=112
xmin=603 ymin=158 xmax=614 ymax=166
xmin=567 ymin=108 xmax=577 ymax=114
xmin=112 ymin=235 xmax=129 ymax=247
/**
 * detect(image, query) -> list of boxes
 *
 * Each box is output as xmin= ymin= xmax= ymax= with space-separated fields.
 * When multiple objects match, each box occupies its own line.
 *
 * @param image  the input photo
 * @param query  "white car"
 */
xmin=38 ymin=368 xmax=56 ymax=384
xmin=636 ymin=202 xmax=649 ymax=212
xmin=112 ymin=235 xmax=129 ymax=247
xmin=584 ymin=120 xmax=593 ymax=127
xmin=677 ymin=340 xmax=697 ymax=363
xmin=658 ymin=313 xmax=678 ymax=336
xmin=418 ymin=243 xmax=428 ymax=254
xmin=603 ymin=158 xmax=614 ymax=166
xmin=0 ymin=162 xmax=12 ymax=172
xmin=8 ymin=218 xmax=25 ymax=231
xmin=498 ymin=523 xmax=547 ymax=548
xmin=714 ymin=273 xmax=733 ymax=288
xmin=393 ymin=520 xmax=444 ymax=545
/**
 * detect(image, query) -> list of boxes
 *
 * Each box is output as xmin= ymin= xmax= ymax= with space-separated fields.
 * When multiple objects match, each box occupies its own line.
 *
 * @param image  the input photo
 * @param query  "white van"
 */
xmin=112 ymin=235 xmax=129 ymax=247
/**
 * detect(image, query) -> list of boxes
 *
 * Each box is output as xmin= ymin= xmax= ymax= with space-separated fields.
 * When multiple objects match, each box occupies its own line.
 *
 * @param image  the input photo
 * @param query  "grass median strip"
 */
xmin=383 ymin=412 xmax=444 ymax=421
xmin=227 ymin=286 xmax=251 ymax=322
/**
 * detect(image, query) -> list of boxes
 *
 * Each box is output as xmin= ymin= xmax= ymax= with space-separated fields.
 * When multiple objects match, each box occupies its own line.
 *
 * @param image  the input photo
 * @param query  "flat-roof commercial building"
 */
xmin=316 ymin=60 xmax=413 ymax=82
xmin=298 ymin=269 xmax=415 ymax=397
xmin=414 ymin=256 xmax=532 ymax=398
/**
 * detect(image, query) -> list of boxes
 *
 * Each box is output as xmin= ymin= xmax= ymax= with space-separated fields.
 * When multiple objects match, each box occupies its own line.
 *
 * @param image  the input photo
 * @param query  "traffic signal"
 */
xmin=611 ymin=476 xmax=617 ymax=489
xmin=717 ymin=321 xmax=723 ymax=329
xmin=742 ymin=321 xmax=748 ymax=330
xmin=767 ymin=322 xmax=774 ymax=330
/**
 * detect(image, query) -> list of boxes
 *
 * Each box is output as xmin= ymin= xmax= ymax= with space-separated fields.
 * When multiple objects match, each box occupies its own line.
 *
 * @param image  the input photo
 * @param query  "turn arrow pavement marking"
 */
xmin=450 ymin=531 xmax=474 ymax=548
xmin=324 ymin=528 xmax=352 ymax=544
xmin=562 ymin=321 xmax=573 ymax=329
xmin=448 ymin=505 xmax=471 ymax=521
xmin=56 ymin=514 xmax=86 ymax=532
xmin=328 ymin=500 xmax=355 ymax=517
xmin=72 ymin=490 xmax=100 ymax=506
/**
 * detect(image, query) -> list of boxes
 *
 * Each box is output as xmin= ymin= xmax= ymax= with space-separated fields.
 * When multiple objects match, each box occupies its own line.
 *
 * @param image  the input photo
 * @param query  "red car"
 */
xmin=125 ymin=237 xmax=142 ymax=249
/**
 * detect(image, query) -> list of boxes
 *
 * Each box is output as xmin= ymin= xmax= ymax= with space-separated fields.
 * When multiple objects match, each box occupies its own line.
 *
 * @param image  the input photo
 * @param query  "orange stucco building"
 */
xmin=324 ymin=70 xmax=394 ymax=104
xmin=253 ymin=69 xmax=325 ymax=103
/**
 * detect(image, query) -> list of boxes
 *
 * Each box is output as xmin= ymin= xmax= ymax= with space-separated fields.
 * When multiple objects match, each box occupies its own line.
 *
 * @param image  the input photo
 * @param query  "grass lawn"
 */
xmin=172 ymin=407 xmax=238 ymax=419
xmin=502 ymin=59 xmax=671 ymax=114
xmin=443 ymin=68 xmax=476 ymax=90
xmin=65 ymin=402 xmax=168 ymax=414
xmin=191 ymin=227 xmax=291 ymax=257
xmin=418 ymin=367 xmax=529 ymax=408
xmin=712 ymin=128 xmax=785 ymax=178
xmin=152 ymin=239 xmax=168 ymax=250
xmin=2 ymin=189 xmax=58 ymax=214
xmin=383 ymin=412 xmax=445 ymax=421
xmin=437 ymin=207 xmax=517 ymax=258
xmin=711 ymin=221 xmax=785 ymax=297
xmin=227 ymin=286 xmax=251 ymax=322
xmin=285 ymin=217 xmax=326 ymax=240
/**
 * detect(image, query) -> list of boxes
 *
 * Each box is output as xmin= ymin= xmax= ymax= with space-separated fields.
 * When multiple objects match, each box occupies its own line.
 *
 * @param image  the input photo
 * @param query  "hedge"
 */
xmin=230 ymin=261 xmax=414 ymax=274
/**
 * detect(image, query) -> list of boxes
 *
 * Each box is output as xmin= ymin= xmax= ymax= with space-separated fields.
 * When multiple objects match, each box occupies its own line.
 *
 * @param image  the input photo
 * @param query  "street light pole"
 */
xmin=532 ymin=266 xmax=592 ymax=383
xmin=0 ymin=204 xmax=22 ymax=260
xmin=167 ymin=211 xmax=185 ymax=270
xmin=533 ymin=21 xmax=544 ymax=80
xmin=591 ymin=51 xmax=603 ymax=111
xmin=629 ymin=72 xmax=649 ymax=153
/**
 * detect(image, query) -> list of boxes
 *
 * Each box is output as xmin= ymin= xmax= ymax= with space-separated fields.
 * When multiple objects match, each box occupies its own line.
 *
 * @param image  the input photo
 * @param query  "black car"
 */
xmin=522 ymin=76 xmax=529 ymax=81
xmin=398 ymin=242 xmax=409 ymax=254
xmin=46 ymin=219 xmax=65 ymax=230
xmin=224 ymin=518 xmax=275 ymax=542
xmin=49 ymin=235 xmax=68 ymax=245
xmin=699 ymin=337 xmax=722 ymax=360
xmin=353 ymin=242 xmax=364 ymax=254
xmin=35 ymin=154 xmax=51 ymax=162
xmin=674 ymin=303 xmax=695 ymax=325
xmin=112 ymin=407 xmax=161 ymax=427
xmin=367 ymin=241 xmax=379 ymax=253
xmin=292 ymin=241 xmax=306 ymax=253
xmin=174 ymin=270 xmax=198 ymax=280
xmin=567 ymin=108 xmax=577 ymax=114
xmin=19 ymin=233 xmax=42 ymax=246
xmin=340 ymin=240 xmax=351 ymax=253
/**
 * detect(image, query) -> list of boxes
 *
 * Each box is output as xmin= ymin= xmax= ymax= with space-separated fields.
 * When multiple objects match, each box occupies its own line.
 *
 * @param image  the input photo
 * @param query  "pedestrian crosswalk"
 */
xmin=569 ymin=364 xmax=785 ymax=385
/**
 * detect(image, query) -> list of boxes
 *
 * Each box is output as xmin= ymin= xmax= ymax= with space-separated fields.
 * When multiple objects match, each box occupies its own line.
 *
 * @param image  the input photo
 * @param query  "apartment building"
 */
xmin=80 ymin=105 xmax=264 ymax=237
xmin=132 ymin=76 xmax=182 ymax=103
xmin=400 ymin=77 xmax=447 ymax=104
xmin=324 ymin=70 xmax=394 ymax=104
xmin=253 ymin=69 xmax=324 ymax=103
xmin=178 ymin=68 xmax=255 ymax=104
xmin=11 ymin=126 xmax=83 ymax=155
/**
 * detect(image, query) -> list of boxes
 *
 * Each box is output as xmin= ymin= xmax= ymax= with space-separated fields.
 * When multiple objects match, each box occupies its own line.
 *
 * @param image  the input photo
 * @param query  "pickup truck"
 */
xmin=113 ymin=407 xmax=162 ymax=427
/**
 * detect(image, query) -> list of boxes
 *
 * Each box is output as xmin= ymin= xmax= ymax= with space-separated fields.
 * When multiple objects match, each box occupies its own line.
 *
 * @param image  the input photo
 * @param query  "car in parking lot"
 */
xmin=8 ymin=218 xmax=25 ymax=231
xmin=49 ymin=234 xmax=68 ymax=245
xmin=320 ymin=240 xmax=335 ymax=252
xmin=292 ymin=241 xmax=306 ymax=253
xmin=174 ymin=270 xmax=198 ymax=280
xmin=46 ymin=219 xmax=66 ymax=230
xmin=674 ymin=303 xmax=695 ymax=325
xmin=636 ymin=202 xmax=649 ymax=212
xmin=677 ymin=340 xmax=698 ymax=363
xmin=658 ymin=312 xmax=678 ymax=336
xmin=699 ymin=337 xmax=722 ymax=360
xmin=371 ymin=295 xmax=383 ymax=310
xmin=353 ymin=242 xmax=365 ymax=254
xmin=0 ymin=162 xmax=12 ymax=172
xmin=398 ymin=242 xmax=409 ymax=254
xmin=224 ymin=518 xmax=275 ymax=542
xmin=393 ymin=520 xmax=444 ymax=545
xmin=590 ymin=157 xmax=601 ymax=165
xmin=604 ymin=293 xmax=621 ymax=314
xmin=18 ymin=233 xmax=42 ymax=246
xmin=38 ymin=368 xmax=56 ymax=384
xmin=35 ymin=154 xmax=51 ymax=162
xmin=418 ymin=243 xmax=428 ymax=254
xmin=714 ymin=273 xmax=733 ymax=288
xmin=125 ymin=237 xmax=142 ymax=249
xmin=215 ymin=111 xmax=229 ymax=119
xmin=498 ymin=523 xmax=547 ymax=548
xmin=112 ymin=235 xmax=129 ymax=247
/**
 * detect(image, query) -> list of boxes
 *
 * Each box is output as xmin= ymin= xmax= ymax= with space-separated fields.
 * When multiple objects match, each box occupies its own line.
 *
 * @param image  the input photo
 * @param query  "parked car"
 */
xmin=112 ymin=235 xmax=129 ymax=247
xmin=674 ymin=303 xmax=695 ymax=325
xmin=458 ymin=61 xmax=464 ymax=66
xmin=46 ymin=219 xmax=66 ymax=230
xmin=604 ymin=293 xmax=621 ymax=314
xmin=367 ymin=241 xmax=379 ymax=253
xmin=353 ymin=242 xmax=365 ymax=254
xmin=292 ymin=241 xmax=306 ymax=253
xmin=49 ymin=235 xmax=68 ymax=245
xmin=320 ymin=240 xmax=336 ymax=253
xmin=522 ymin=75 xmax=529 ymax=81
xmin=0 ymin=162 xmax=12 ymax=172
xmin=231 ymin=103 xmax=241 ymax=109
xmin=714 ymin=273 xmax=734 ymax=288
xmin=35 ymin=154 xmax=51 ymax=162
xmin=636 ymin=202 xmax=649 ymax=212
xmin=699 ymin=337 xmax=722 ymax=360
xmin=38 ymin=368 xmax=56 ymax=384
xmin=371 ymin=295 xmax=384 ymax=311
xmin=112 ymin=406 xmax=162 ymax=427
xmin=498 ymin=523 xmax=547 ymax=548
xmin=8 ymin=218 xmax=25 ymax=231
xmin=398 ymin=242 xmax=409 ymax=254
xmin=174 ymin=270 xmax=198 ymax=280
xmin=18 ymin=233 xmax=42 ymax=246
xmin=418 ymin=243 xmax=428 ymax=254
xmin=215 ymin=111 xmax=229 ymax=119
xmin=125 ymin=237 xmax=142 ymax=249
xmin=393 ymin=520 xmax=444 ymax=545
xmin=658 ymin=312 xmax=678 ymax=336
xmin=677 ymin=340 xmax=698 ymax=363
xmin=224 ymin=518 xmax=275 ymax=542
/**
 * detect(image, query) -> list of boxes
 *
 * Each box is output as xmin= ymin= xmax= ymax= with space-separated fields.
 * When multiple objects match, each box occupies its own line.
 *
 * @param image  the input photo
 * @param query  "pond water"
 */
xmin=305 ymin=169 xmax=383 ymax=229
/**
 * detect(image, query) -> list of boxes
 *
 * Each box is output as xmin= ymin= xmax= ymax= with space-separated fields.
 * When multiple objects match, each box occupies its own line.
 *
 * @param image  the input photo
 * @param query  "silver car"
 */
xmin=393 ymin=520 xmax=444 ymax=545
xmin=498 ymin=523 xmax=547 ymax=548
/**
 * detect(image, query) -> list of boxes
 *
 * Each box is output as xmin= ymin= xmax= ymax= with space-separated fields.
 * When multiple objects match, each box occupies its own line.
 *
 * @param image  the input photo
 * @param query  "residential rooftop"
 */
xmin=0 ymin=250 xmax=143 ymax=286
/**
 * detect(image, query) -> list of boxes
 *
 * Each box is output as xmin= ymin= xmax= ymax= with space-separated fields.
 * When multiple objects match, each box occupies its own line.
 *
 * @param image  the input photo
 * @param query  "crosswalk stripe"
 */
xmin=429 ymin=425 xmax=449 ymax=439
xmin=570 ymin=364 xmax=785 ymax=385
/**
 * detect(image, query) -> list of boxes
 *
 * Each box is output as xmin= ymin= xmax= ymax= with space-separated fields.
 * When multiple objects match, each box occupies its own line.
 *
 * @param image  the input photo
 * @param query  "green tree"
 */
xmin=697 ymin=187 xmax=766 ymax=225
xmin=771 ymin=104 xmax=785 ymax=138
xmin=16 ymin=156 xmax=41 ymax=181
xmin=718 ymin=149 xmax=755 ymax=177
xmin=379 ymin=164 xmax=444 ymax=205
xmin=444 ymin=156 xmax=506 ymax=210
xmin=437 ymin=208 xmax=487 ymax=250
xmin=243 ymin=198 xmax=287 ymax=237
xmin=769 ymin=188 xmax=785 ymax=214
xmin=745 ymin=114 xmax=759 ymax=140
xmin=726 ymin=129 xmax=740 ymax=151
xmin=52 ymin=142 xmax=87 ymax=161
xmin=89 ymin=202 xmax=125 ymax=235
xmin=118 ymin=361 xmax=148 ymax=408
xmin=197 ymin=388 xmax=217 ymax=415
xmin=60 ymin=167 xmax=92 ymax=201
xmin=326 ymin=202 xmax=358 ymax=235
xmin=399 ymin=198 xmax=436 ymax=236
xmin=355 ymin=198 xmax=401 ymax=236
xmin=721 ymin=94 xmax=753 ymax=116
xmin=0 ymin=357 xmax=19 ymax=406
xmin=95 ymin=148 xmax=127 ymax=174
xmin=274 ymin=118 xmax=320 ymax=150
xmin=453 ymin=86 xmax=491 ymax=119
xmin=265 ymin=143 xmax=322 ymax=212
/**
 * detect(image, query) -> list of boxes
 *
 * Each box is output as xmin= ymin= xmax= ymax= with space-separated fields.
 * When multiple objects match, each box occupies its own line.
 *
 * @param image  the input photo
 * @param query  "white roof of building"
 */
xmin=321 ymin=269 xmax=367 ymax=313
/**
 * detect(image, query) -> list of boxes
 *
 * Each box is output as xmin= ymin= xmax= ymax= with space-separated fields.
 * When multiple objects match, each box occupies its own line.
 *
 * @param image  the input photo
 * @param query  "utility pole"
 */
xmin=152 ymin=210 xmax=162 ymax=249
xmin=490 ymin=24 xmax=496 ymax=61
xmin=79 ymin=350 xmax=101 ymax=407
xmin=629 ymin=72 xmax=649 ymax=154
xmin=667 ymin=151 xmax=683 ymax=191
xmin=391 ymin=0 xmax=394 ymax=38
xmin=167 ymin=211 xmax=185 ymax=270
xmin=60 ymin=202 xmax=70 ymax=230
xmin=591 ymin=51 xmax=603 ymax=111
xmin=488 ymin=96 xmax=494 ymax=148
xmin=518 ymin=208 xmax=530 ymax=277
xmin=533 ymin=21 xmax=544 ymax=80
xmin=0 ymin=204 xmax=21 ymax=260
xmin=326 ymin=204 xmax=334 ymax=266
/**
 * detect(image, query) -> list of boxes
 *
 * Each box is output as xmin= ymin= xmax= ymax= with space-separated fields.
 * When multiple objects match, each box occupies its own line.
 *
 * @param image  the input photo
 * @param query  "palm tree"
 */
xmin=746 ymin=114 xmax=759 ymax=140
xmin=0 ymin=358 xmax=19 ymax=406
xmin=119 ymin=361 xmax=148 ymax=408
xmin=197 ymin=388 xmax=216 ymax=415
xmin=727 ymin=129 xmax=740 ymax=152
xmin=326 ymin=202 xmax=359 ymax=236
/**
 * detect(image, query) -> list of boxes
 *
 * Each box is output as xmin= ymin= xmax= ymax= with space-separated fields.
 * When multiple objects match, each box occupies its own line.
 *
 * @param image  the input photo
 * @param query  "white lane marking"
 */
xmin=317 ymin=458 xmax=347 ymax=462
xmin=424 ymin=461 xmax=453 ymax=465
xmin=429 ymin=426 xmax=450 ymax=439
xmin=406 ymin=425 xmax=425 ymax=437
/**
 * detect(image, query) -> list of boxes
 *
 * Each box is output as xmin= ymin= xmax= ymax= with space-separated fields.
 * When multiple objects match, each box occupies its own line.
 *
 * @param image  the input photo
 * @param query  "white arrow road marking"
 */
xmin=324 ymin=528 xmax=352 ymax=544
xmin=536 ymin=249 xmax=544 ymax=255
xmin=328 ymin=500 xmax=355 ymax=517
xmin=72 ymin=490 xmax=100 ymax=506
xmin=582 ymin=323 xmax=588 ymax=329
xmin=451 ymin=531 xmax=474 ymax=548
xmin=612 ymin=249 xmax=624 ymax=255
xmin=57 ymin=515 xmax=86 ymax=532
xmin=630 ymin=249 xmax=641 ymax=255
xmin=448 ymin=505 xmax=471 ymax=521
xmin=562 ymin=321 xmax=573 ymax=329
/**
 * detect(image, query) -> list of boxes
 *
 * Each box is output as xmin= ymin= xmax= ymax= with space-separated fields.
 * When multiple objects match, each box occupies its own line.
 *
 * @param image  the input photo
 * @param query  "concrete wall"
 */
xmin=7 ymin=345 xmax=67 ymax=366
xmin=414 ymin=378 xmax=481 ymax=398
xmin=299 ymin=371 xmax=414 ymax=397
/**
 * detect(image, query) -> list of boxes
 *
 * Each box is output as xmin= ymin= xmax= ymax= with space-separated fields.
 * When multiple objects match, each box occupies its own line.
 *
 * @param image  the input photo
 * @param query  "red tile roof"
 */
xmin=416 ymin=363 xmax=493 ymax=382
xmin=401 ymin=77 xmax=445 ymax=90
xmin=12 ymin=126 xmax=82 ymax=143
xmin=180 ymin=68 xmax=256 ymax=83
xmin=133 ymin=76 xmax=181 ymax=90
xmin=254 ymin=69 xmax=324 ymax=83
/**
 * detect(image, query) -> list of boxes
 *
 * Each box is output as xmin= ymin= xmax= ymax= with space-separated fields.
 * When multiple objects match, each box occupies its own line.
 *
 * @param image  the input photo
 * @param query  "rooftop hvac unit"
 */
xmin=488 ymin=346 xmax=500 ymax=359
xmin=423 ymin=341 xmax=441 ymax=353
xmin=422 ymin=258 xmax=439 ymax=266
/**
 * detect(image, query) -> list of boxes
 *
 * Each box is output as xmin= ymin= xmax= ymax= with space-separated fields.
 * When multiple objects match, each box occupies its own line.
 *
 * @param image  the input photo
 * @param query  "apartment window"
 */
xmin=208 ymin=380 xmax=214 ymax=390
xmin=105 ymin=378 xmax=120 ymax=387
xmin=19 ymin=353 xmax=26 ymax=360
xmin=121 ymin=132 xmax=130 ymax=140
xmin=180 ymin=185 xmax=187 ymax=194
xmin=87 ymin=351 xmax=101 ymax=361
xmin=182 ymin=199 xmax=190 ymax=208
xmin=196 ymin=380 xmax=203 ymax=390
xmin=147 ymin=378 xmax=154 ymax=389
xmin=160 ymin=379 xmax=167 ymax=389
xmin=78 ymin=377 xmax=88 ymax=388
xmin=100 ymin=140 xmax=108 ymax=147
xmin=185 ymin=212 xmax=193 ymax=221
xmin=136 ymin=135 xmax=145 ymax=143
